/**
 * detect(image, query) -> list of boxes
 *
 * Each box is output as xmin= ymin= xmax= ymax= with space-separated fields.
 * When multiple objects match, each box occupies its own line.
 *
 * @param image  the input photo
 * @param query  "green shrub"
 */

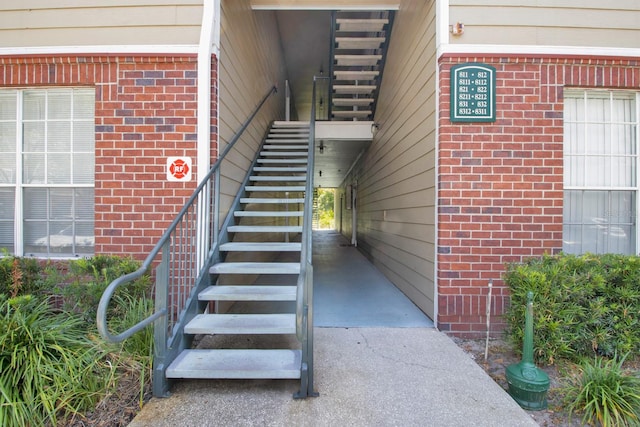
xmin=0 ymin=294 xmax=114 ymax=426
xmin=0 ymin=255 xmax=57 ymax=297
xmin=504 ymin=253 xmax=640 ymax=365
xmin=58 ymin=255 xmax=151 ymax=323
xmin=107 ymin=293 xmax=154 ymax=408
xmin=0 ymin=254 xmax=155 ymax=424
xmin=563 ymin=355 xmax=640 ymax=427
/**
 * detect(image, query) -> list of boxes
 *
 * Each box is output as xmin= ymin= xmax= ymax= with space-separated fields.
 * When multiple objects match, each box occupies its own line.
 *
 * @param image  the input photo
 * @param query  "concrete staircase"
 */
xmin=165 ymin=121 xmax=310 ymax=381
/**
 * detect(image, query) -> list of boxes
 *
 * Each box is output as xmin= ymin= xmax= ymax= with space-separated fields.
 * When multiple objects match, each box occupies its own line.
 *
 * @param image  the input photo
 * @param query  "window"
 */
xmin=563 ymin=90 xmax=639 ymax=255
xmin=0 ymin=88 xmax=95 ymax=257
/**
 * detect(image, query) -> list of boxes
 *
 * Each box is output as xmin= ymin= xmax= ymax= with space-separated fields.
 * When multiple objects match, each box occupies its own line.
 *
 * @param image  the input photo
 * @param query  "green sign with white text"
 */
xmin=450 ymin=63 xmax=496 ymax=122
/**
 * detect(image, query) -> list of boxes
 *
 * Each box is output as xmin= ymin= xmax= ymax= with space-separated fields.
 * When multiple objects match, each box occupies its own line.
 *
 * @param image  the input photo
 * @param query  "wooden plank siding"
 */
xmin=449 ymin=1 xmax=640 ymax=48
xmin=0 ymin=1 xmax=202 ymax=47
xmin=340 ymin=0 xmax=438 ymax=319
xmin=217 ymin=0 xmax=290 ymax=274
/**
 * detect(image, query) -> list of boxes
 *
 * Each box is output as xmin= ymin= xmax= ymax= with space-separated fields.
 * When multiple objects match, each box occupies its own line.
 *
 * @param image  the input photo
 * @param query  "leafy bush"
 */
xmin=563 ymin=355 xmax=640 ymax=427
xmin=0 ymin=254 xmax=155 ymax=423
xmin=0 ymin=255 xmax=60 ymax=297
xmin=58 ymin=255 xmax=151 ymax=323
xmin=0 ymin=295 xmax=114 ymax=426
xmin=504 ymin=253 xmax=640 ymax=365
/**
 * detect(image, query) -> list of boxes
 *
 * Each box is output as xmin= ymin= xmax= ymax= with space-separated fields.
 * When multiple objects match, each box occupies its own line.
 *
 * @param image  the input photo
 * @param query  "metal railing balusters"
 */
xmin=97 ymin=86 xmax=278 ymax=397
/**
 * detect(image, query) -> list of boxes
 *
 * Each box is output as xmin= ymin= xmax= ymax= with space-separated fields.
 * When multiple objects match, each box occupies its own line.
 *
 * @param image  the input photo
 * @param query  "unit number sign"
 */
xmin=450 ymin=63 xmax=496 ymax=122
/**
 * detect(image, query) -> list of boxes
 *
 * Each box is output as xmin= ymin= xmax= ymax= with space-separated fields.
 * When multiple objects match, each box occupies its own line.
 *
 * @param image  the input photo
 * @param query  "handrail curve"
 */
xmin=97 ymin=85 xmax=278 ymax=343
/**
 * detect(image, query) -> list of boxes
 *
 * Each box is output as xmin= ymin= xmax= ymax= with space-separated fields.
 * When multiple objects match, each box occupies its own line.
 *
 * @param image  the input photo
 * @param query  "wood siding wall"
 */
xmin=449 ymin=1 xmax=640 ymax=49
xmin=340 ymin=0 xmax=438 ymax=319
xmin=0 ymin=1 xmax=201 ymax=48
xmin=218 ymin=0 xmax=289 ymax=272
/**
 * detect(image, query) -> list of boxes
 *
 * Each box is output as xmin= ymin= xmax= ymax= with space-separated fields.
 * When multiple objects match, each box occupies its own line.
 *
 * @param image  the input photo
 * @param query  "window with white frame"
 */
xmin=563 ymin=90 xmax=639 ymax=255
xmin=0 ymin=88 xmax=95 ymax=257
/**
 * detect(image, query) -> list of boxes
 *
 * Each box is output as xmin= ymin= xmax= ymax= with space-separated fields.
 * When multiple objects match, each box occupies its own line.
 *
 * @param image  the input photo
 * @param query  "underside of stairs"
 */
xmin=165 ymin=121 xmax=313 ymax=395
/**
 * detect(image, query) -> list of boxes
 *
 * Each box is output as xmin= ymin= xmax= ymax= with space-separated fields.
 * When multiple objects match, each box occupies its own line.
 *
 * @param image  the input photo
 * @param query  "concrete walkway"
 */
xmin=130 ymin=328 xmax=537 ymax=426
xmin=128 ymin=231 xmax=537 ymax=426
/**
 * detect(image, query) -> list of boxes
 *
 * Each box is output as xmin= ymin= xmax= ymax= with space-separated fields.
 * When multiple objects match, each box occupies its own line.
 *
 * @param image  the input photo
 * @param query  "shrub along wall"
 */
xmin=503 ymin=253 xmax=640 ymax=365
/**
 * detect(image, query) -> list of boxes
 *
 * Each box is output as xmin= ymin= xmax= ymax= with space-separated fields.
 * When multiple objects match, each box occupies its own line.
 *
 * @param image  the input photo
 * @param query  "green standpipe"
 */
xmin=505 ymin=291 xmax=549 ymax=410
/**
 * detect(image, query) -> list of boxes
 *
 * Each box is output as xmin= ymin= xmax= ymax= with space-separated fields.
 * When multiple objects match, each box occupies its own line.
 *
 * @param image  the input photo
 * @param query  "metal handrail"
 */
xmin=293 ymin=76 xmax=325 ymax=399
xmin=96 ymin=84 xmax=277 ymax=344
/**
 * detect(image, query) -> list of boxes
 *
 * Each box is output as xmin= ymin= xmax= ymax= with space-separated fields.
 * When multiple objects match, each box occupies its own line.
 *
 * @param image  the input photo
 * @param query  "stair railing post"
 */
xmin=295 ymin=76 xmax=321 ymax=398
xmin=328 ymin=11 xmax=336 ymax=120
xmin=285 ymin=191 xmax=290 ymax=243
xmin=213 ymin=167 xmax=221 ymax=248
xmin=152 ymin=239 xmax=171 ymax=397
xmin=305 ymin=263 xmax=316 ymax=396
xmin=285 ymin=79 xmax=291 ymax=121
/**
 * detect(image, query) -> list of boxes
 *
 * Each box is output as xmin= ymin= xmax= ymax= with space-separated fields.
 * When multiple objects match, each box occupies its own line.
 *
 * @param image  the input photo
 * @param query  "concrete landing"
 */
xmin=129 ymin=328 xmax=537 ymax=427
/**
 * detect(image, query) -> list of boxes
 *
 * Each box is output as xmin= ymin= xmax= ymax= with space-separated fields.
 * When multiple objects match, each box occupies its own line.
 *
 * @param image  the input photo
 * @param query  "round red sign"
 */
xmin=169 ymin=158 xmax=189 ymax=179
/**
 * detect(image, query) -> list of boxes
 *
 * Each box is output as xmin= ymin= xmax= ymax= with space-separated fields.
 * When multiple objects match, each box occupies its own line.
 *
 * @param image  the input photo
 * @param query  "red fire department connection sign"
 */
xmin=166 ymin=157 xmax=192 ymax=182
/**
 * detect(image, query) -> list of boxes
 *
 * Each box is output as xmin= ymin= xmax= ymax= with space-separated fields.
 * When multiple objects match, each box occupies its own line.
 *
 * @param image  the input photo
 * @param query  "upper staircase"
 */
xmin=329 ymin=10 xmax=394 ymax=121
xmin=165 ymin=121 xmax=310 ymax=382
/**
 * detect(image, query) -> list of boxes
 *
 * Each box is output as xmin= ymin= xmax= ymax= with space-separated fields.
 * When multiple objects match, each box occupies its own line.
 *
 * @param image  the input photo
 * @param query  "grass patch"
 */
xmin=0 ymin=255 xmax=153 ymax=426
xmin=563 ymin=355 xmax=640 ymax=427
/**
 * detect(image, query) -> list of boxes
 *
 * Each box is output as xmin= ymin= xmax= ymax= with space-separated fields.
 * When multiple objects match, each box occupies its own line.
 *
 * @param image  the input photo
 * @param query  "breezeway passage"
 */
xmin=312 ymin=230 xmax=434 ymax=328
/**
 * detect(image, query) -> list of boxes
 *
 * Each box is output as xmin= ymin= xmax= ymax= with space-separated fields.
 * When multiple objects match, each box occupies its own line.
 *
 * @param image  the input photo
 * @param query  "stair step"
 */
xmin=334 ymin=70 xmax=379 ymax=81
xmin=235 ymin=210 xmax=303 ymax=217
xmin=273 ymin=120 xmax=309 ymax=127
xmin=227 ymin=225 xmax=303 ymax=233
xmin=241 ymin=197 xmax=305 ymax=203
xmin=333 ymin=110 xmax=372 ymax=118
xmin=270 ymin=127 xmax=309 ymax=133
xmin=263 ymin=144 xmax=308 ymax=150
xmin=265 ymin=138 xmax=309 ymax=147
xmin=245 ymin=185 xmax=306 ymax=192
xmin=185 ymin=313 xmax=296 ymax=334
xmin=254 ymin=166 xmax=307 ymax=172
xmin=333 ymin=85 xmax=376 ymax=94
xmin=250 ymin=176 xmax=306 ymax=182
xmin=166 ymin=349 xmax=301 ymax=379
xmin=336 ymin=37 xmax=385 ymax=50
xmin=199 ymin=285 xmax=297 ymax=301
xmin=257 ymin=158 xmax=308 ymax=164
xmin=260 ymin=151 xmax=308 ymax=157
xmin=210 ymin=262 xmax=300 ymax=275
xmin=336 ymin=18 xmax=388 ymax=32
xmin=335 ymin=54 xmax=382 ymax=67
xmin=267 ymin=134 xmax=308 ymax=138
xmin=220 ymin=242 xmax=302 ymax=251
xmin=333 ymin=98 xmax=374 ymax=107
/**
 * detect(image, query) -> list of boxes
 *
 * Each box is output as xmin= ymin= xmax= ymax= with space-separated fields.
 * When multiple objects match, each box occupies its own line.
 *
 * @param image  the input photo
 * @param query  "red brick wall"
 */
xmin=437 ymin=55 xmax=640 ymax=337
xmin=0 ymin=54 xmax=219 ymax=260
